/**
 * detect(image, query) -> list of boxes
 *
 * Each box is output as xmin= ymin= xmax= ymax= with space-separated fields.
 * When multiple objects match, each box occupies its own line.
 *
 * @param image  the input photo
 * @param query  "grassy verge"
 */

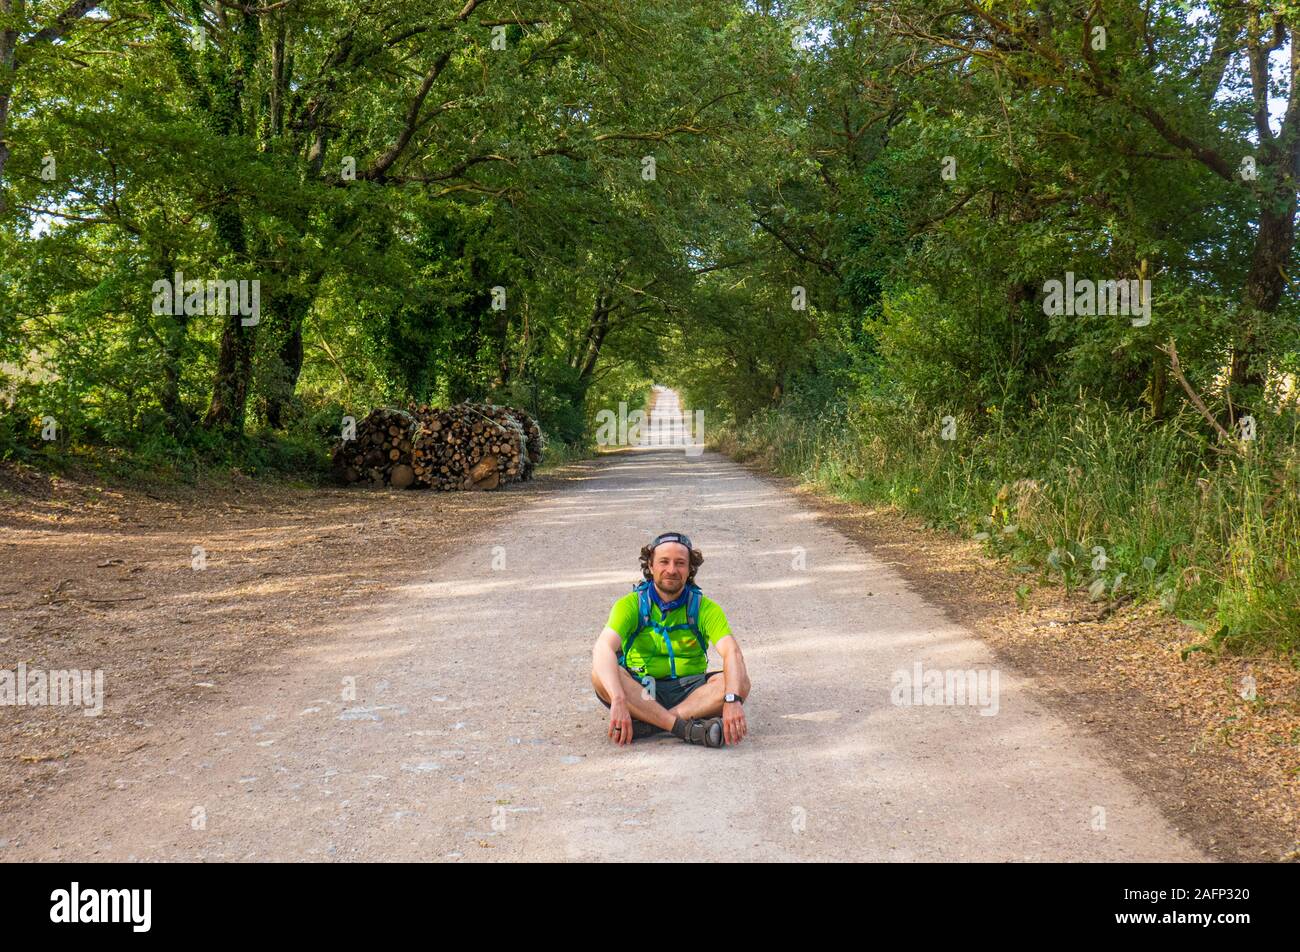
xmin=0 ymin=429 xmax=331 ymax=490
xmin=710 ymin=400 xmax=1300 ymax=658
xmin=535 ymin=435 xmax=594 ymax=472
xmin=1 ymin=406 xmax=591 ymax=489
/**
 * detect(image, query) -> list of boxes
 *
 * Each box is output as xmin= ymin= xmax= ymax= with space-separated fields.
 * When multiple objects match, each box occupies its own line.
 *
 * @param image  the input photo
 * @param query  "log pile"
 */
xmin=333 ymin=402 xmax=543 ymax=491
xmin=509 ymin=407 xmax=544 ymax=477
xmin=457 ymin=402 xmax=543 ymax=482
xmin=410 ymin=402 xmax=534 ymax=491
xmin=330 ymin=407 xmax=417 ymax=489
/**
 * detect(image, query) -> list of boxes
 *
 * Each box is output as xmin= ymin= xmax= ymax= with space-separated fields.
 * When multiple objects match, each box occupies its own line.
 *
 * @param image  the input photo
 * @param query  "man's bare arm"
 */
xmin=716 ymin=635 xmax=749 ymax=745
xmin=592 ymin=626 xmax=626 ymax=702
xmin=716 ymin=635 xmax=749 ymax=697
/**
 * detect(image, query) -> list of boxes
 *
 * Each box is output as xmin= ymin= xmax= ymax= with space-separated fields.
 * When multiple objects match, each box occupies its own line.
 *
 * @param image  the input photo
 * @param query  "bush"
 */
xmin=717 ymin=395 xmax=1300 ymax=655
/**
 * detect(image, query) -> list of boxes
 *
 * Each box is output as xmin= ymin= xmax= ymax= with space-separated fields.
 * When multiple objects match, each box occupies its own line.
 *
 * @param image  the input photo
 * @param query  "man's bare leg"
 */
xmin=669 ymin=672 xmax=728 ymax=720
xmin=590 ymin=668 xmax=677 ymax=731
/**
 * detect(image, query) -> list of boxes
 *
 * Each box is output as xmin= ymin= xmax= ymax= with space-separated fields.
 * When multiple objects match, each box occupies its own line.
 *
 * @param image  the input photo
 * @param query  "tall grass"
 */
xmin=713 ymin=399 xmax=1300 ymax=656
xmin=536 ymin=435 xmax=593 ymax=471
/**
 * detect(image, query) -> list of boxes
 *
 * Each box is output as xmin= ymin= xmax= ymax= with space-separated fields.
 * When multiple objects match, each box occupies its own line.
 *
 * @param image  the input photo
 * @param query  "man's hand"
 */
xmin=722 ymin=700 xmax=747 ymax=745
xmin=607 ymin=695 xmax=634 ymax=747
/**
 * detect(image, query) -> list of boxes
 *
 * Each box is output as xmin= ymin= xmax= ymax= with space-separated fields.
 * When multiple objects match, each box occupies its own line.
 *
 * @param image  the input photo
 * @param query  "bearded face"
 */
xmin=650 ymin=541 xmax=690 ymax=598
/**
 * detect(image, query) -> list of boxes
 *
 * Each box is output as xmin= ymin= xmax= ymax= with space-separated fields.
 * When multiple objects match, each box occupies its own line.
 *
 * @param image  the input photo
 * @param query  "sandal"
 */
xmin=674 ymin=716 xmax=725 ymax=748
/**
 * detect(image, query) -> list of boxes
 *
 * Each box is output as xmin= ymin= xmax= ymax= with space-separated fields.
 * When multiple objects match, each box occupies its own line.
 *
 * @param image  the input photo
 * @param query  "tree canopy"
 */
xmin=2 ymin=1 xmax=1298 ymax=467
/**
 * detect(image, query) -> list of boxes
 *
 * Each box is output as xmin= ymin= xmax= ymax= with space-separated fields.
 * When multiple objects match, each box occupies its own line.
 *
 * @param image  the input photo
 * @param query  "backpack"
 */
xmin=619 ymin=579 xmax=707 ymax=680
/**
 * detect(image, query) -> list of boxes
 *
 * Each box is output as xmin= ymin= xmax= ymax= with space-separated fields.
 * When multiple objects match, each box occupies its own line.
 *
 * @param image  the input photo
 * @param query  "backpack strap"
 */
xmin=618 ymin=580 xmax=654 ymax=674
xmin=684 ymin=584 xmax=706 ymax=655
xmin=635 ymin=579 xmax=654 ymax=633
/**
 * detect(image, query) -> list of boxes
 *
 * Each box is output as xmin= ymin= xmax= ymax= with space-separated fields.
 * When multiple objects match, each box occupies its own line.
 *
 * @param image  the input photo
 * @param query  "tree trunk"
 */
xmin=265 ymin=320 xmax=303 ymax=429
xmin=1148 ymin=349 xmax=1168 ymax=421
xmin=264 ymin=284 xmax=316 ymax=429
xmin=1229 ymin=199 xmax=1295 ymax=418
xmin=159 ymin=314 xmax=192 ymax=433
xmin=203 ymin=316 xmax=256 ymax=430
xmin=0 ymin=0 xmax=17 ymax=211
xmin=577 ymin=309 xmax=613 ymax=383
xmin=154 ymin=249 xmax=193 ymax=433
xmin=575 ymin=289 xmax=614 ymax=384
xmin=202 ymin=205 xmax=254 ymax=430
xmin=492 ymin=304 xmax=511 ymax=390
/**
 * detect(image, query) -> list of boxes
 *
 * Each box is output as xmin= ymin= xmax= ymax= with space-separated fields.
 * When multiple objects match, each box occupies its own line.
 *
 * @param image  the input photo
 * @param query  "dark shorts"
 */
xmin=596 ymin=670 xmax=723 ymax=711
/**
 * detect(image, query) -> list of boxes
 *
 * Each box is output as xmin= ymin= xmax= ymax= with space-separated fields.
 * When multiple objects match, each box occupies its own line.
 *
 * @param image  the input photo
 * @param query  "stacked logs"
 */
xmin=409 ymin=402 xmax=537 ymax=491
xmin=506 ymin=406 xmax=543 ymax=478
xmin=458 ymin=402 xmax=543 ymax=482
xmin=333 ymin=402 xmax=543 ymax=491
xmin=330 ymin=407 xmax=418 ymax=489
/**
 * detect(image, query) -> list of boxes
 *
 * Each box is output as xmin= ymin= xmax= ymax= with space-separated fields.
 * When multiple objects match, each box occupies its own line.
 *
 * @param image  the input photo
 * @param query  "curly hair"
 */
xmin=639 ymin=540 xmax=704 ymax=583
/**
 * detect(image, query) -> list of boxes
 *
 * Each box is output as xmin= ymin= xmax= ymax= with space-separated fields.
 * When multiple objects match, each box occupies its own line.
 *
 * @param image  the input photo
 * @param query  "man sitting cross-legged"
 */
xmin=590 ymin=531 xmax=751 ymax=748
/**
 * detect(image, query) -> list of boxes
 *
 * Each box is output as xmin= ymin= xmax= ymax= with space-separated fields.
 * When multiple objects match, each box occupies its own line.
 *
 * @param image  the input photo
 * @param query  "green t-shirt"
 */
xmin=605 ymin=588 xmax=732 ymax=679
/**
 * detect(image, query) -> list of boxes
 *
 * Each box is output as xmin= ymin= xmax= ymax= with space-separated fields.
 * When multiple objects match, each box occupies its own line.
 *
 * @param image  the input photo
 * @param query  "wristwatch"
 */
xmin=724 ymin=693 xmax=744 ymax=704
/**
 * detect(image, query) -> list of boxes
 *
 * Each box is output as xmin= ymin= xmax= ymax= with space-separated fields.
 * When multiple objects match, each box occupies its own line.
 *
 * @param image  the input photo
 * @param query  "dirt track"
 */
xmin=0 ymin=444 xmax=1207 ymax=861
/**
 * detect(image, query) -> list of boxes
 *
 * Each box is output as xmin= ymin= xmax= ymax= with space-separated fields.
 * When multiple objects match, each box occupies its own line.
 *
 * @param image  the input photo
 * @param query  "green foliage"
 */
xmin=1 ymin=1 xmax=780 ymax=470
xmin=715 ymin=395 xmax=1300 ymax=655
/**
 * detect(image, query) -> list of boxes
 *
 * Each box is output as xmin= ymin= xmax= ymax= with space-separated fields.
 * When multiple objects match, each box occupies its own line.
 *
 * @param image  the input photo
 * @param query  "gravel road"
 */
xmin=3 ymin=444 xmax=1204 ymax=861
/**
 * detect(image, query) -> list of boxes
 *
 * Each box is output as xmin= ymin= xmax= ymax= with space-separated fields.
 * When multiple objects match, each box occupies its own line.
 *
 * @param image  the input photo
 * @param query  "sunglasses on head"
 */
xmin=651 ymin=532 xmax=692 ymax=551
